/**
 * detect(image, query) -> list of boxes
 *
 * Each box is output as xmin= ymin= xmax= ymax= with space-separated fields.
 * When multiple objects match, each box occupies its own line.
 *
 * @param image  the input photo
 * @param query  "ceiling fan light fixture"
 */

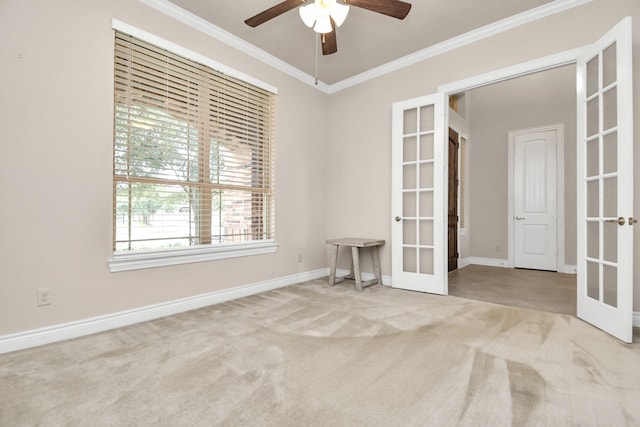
xmin=329 ymin=3 xmax=349 ymax=27
xmin=299 ymin=0 xmax=350 ymax=33
xmin=313 ymin=14 xmax=333 ymax=33
xmin=299 ymin=3 xmax=317 ymax=28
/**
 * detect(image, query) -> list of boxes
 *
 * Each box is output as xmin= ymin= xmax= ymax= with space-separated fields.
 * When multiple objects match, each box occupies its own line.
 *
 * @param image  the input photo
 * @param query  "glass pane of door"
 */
xmin=583 ymin=46 xmax=618 ymax=307
xmin=401 ymin=106 xmax=435 ymax=274
xmin=583 ymin=44 xmax=619 ymax=309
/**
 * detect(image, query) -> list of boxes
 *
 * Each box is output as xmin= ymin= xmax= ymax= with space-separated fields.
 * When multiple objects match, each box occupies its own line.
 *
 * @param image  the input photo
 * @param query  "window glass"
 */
xmin=113 ymin=32 xmax=275 ymax=253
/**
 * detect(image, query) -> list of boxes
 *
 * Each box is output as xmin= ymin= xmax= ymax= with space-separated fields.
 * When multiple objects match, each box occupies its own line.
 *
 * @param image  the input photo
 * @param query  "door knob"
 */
xmin=630 ymin=217 xmax=638 ymax=226
xmin=395 ymin=216 xmax=402 ymax=222
xmin=605 ymin=216 xmax=626 ymax=226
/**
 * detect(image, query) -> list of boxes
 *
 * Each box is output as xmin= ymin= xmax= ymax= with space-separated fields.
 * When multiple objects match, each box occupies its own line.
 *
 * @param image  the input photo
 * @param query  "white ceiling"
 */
xmin=158 ymin=0 xmax=577 ymax=85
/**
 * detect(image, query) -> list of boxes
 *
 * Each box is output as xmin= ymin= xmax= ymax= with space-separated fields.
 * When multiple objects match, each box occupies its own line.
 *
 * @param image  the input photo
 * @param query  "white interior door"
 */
xmin=577 ymin=17 xmax=634 ymax=343
xmin=513 ymin=129 xmax=557 ymax=271
xmin=392 ymin=93 xmax=447 ymax=294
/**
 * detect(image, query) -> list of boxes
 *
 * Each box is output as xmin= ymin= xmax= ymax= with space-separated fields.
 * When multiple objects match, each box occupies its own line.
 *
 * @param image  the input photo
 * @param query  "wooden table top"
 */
xmin=326 ymin=238 xmax=385 ymax=247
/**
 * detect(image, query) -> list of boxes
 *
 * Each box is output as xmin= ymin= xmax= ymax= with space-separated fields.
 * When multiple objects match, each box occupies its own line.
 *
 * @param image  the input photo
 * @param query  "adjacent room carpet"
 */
xmin=1 ymin=278 xmax=638 ymax=426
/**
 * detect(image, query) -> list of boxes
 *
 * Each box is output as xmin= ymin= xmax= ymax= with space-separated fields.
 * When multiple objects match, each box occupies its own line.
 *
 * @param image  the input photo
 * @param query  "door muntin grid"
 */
xmin=584 ymin=41 xmax=619 ymax=308
xmin=402 ymin=105 xmax=435 ymax=274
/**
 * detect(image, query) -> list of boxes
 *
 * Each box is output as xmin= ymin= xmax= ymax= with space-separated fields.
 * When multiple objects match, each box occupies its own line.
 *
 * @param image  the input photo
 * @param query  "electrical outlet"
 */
xmin=37 ymin=288 xmax=51 ymax=306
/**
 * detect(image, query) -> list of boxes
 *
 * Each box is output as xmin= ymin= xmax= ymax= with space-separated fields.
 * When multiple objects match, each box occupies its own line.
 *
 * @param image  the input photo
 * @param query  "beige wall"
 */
xmin=2 ymin=0 xmax=640 ymax=338
xmin=326 ymin=0 xmax=640 ymax=311
xmin=466 ymin=65 xmax=577 ymax=265
xmin=0 ymin=0 xmax=328 ymax=335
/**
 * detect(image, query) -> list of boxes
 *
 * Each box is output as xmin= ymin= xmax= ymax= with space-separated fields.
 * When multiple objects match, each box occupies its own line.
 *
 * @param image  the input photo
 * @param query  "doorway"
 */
xmin=447 ymin=68 xmax=574 ymax=312
xmin=452 ymin=66 xmax=575 ymax=272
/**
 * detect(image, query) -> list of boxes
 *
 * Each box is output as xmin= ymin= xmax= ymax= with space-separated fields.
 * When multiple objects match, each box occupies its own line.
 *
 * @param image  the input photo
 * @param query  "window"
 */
xmin=110 ymin=29 xmax=276 ymax=270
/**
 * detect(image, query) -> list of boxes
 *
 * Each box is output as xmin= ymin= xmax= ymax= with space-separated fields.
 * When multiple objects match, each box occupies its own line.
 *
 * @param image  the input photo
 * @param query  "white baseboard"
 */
xmin=461 ymin=258 xmax=577 ymax=275
xmin=465 ymin=257 xmax=511 ymax=268
xmin=558 ymin=265 xmax=577 ymax=274
xmin=0 ymin=269 xmax=328 ymax=355
xmin=458 ymin=257 xmax=472 ymax=268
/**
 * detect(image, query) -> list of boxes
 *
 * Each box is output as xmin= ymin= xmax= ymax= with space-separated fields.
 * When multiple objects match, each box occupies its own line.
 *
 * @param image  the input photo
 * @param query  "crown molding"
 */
xmin=327 ymin=0 xmax=593 ymax=93
xmin=138 ymin=0 xmax=592 ymax=94
xmin=138 ymin=0 xmax=331 ymax=93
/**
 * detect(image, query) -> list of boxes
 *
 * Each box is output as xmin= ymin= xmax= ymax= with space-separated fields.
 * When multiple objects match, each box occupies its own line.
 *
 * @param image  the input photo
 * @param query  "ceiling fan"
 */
xmin=245 ymin=0 xmax=412 ymax=55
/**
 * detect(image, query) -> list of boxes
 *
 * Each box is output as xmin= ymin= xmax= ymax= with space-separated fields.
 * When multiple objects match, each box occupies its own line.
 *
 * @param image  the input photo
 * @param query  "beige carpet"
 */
xmin=449 ymin=265 xmax=577 ymax=315
xmin=1 ymin=279 xmax=639 ymax=426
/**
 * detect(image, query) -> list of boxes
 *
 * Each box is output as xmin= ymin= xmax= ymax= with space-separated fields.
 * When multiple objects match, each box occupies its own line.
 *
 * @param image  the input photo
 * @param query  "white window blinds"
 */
xmin=113 ymin=31 xmax=275 ymax=253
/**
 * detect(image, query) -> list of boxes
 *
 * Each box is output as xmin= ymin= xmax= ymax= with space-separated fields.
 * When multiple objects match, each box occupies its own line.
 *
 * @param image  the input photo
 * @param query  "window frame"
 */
xmin=108 ymin=20 xmax=278 ymax=272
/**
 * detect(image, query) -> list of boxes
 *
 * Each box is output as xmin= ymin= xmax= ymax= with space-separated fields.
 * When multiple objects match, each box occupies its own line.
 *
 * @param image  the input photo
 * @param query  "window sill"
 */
xmin=108 ymin=240 xmax=278 ymax=272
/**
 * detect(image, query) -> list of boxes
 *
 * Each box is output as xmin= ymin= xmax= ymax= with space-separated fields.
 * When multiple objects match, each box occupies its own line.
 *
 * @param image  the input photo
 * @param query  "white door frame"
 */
xmin=449 ymin=107 xmax=471 ymax=267
xmin=507 ymin=124 xmax=566 ymax=272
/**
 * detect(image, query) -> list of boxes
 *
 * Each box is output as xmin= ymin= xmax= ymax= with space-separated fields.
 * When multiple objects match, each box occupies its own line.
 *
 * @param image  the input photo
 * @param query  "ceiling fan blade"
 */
xmin=321 ymin=18 xmax=338 ymax=55
xmin=321 ymin=32 xmax=337 ymax=55
xmin=345 ymin=0 xmax=412 ymax=20
xmin=245 ymin=0 xmax=305 ymax=27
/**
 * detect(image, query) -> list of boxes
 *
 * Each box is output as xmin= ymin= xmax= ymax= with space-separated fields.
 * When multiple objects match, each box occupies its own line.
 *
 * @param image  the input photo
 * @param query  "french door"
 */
xmin=577 ymin=17 xmax=634 ymax=343
xmin=391 ymin=93 xmax=447 ymax=294
xmin=390 ymin=19 xmax=634 ymax=343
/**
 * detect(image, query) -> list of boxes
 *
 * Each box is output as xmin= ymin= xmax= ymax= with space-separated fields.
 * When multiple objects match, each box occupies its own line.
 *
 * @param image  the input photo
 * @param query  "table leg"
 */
xmin=329 ymin=244 xmax=339 ymax=286
xmin=352 ymin=246 xmax=362 ymax=291
xmin=372 ymin=246 xmax=382 ymax=286
xmin=345 ymin=253 xmax=355 ymax=280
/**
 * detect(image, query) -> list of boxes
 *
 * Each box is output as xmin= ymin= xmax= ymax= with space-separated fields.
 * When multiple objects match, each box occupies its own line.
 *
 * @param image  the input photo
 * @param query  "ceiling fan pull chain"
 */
xmin=315 ymin=32 xmax=319 ymax=85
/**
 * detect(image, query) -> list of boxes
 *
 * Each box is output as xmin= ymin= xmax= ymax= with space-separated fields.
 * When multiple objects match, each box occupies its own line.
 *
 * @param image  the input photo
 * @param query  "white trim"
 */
xmin=458 ymin=257 xmax=472 ymax=268
xmin=137 ymin=0 xmax=591 ymax=94
xmin=328 ymin=0 xmax=592 ymax=93
xmin=634 ymin=312 xmax=640 ymax=328
xmin=508 ymin=125 xmax=565 ymax=272
xmin=467 ymin=257 xmax=511 ymax=268
xmin=439 ymin=48 xmax=583 ymax=95
xmin=0 ymin=269 xmax=328 ymax=355
xmin=462 ymin=257 xmax=576 ymax=274
xmin=112 ymin=18 xmax=279 ymax=94
xmin=108 ymin=241 xmax=278 ymax=272
xmin=559 ymin=265 xmax=577 ymax=274
xmin=135 ymin=0 xmax=329 ymax=93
